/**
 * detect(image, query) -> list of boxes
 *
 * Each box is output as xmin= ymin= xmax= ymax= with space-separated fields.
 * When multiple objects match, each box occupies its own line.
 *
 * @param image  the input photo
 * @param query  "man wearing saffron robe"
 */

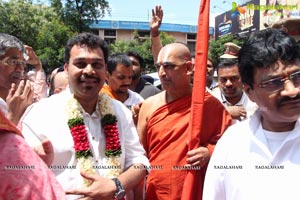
xmin=137 ymin=42 xmax=232 ymax=200
xmin=0 ymin=109 xmax=66 ymax=199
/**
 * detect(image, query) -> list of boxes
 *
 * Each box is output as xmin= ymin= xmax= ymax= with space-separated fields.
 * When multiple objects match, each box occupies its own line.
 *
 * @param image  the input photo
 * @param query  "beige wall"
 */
xmin=116 ymin=30 xmax=134 ymax=40
xmin=167 ymin=32 xmax=187 ymax=43
xmin=98 ymin=30 xmax=104 ymax=38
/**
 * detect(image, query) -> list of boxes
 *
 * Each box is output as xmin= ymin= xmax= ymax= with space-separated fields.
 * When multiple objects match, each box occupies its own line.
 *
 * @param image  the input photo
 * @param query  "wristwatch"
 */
xmin=112 ymin=178 xmax=126 ymax=200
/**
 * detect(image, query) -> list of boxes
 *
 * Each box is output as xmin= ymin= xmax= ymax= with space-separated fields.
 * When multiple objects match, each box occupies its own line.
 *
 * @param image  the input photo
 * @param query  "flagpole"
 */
xmin=181 ymin=0 xmax=210 ymax=199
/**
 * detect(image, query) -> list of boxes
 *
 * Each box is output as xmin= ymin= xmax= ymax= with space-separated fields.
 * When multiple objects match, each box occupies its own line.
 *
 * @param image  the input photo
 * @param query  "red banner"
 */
xmin=181 ymin=0 xmax=210 ymax=199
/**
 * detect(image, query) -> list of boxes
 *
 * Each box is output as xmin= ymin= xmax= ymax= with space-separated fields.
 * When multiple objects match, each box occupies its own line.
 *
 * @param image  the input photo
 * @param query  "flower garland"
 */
xmin=66 ymin=93 xmax=122 ymax=187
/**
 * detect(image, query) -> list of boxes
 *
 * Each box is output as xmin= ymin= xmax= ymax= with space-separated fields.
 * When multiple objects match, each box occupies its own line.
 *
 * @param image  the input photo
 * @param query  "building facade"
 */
xmin=90 ymin=20 xmax=215 ymax=55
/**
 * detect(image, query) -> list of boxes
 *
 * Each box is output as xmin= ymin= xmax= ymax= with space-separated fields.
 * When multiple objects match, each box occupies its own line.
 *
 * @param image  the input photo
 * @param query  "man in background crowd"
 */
xmin=127 ymin=50 xmax=161 ymax=99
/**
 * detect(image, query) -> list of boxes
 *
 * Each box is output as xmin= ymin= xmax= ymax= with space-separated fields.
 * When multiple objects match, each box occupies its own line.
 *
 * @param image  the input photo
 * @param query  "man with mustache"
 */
xmin=0 ymin=33 xmax=34 ymax=125
xmin=203 ymin=29 xmax=300 ymax=200
xmin=21 ymin=33 xmax=150 ymax=200
xmin=0 ymin=33 xmax=66 ymax=199
xmin=101 ymin=53 xmax=144 ymax=108
xmin=211 ymin=58 xmax=257 ymax=123
xmin=101 ymin=53 xmax=144 ymax=126
xmin=127 ymin=50 xmax=161 ymax=99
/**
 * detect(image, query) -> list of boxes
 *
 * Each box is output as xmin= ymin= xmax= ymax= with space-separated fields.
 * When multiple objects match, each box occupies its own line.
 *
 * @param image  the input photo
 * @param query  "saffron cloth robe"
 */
xmin=145 ymin=92 xmax=232 ymax=200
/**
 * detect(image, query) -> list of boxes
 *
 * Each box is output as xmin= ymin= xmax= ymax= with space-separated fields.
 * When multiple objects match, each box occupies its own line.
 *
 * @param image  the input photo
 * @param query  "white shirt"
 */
xmin=124 ymin=89 xmax=144 ymax=108
xmin=21 ymin=88 xmax=150 ymax=200
xmin=209 ymin=79 xmax=218 ymax=90
xmin=203 ymin=110 xmax=300 ymax=200
xmin=211 ymin=88 xmax=258 ymax=123
xmin=0 ymin=97 xmax=7 ymax=114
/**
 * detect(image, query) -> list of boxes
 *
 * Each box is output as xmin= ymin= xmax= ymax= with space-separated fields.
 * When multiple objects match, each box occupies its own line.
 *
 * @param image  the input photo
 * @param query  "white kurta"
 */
xmin=123 ymin=89 xmax=144 ymax=108
xmin=20 ymin=88 xmax=149 ymax=199
xmin=203 ymin=110 xmax=300 ymax=200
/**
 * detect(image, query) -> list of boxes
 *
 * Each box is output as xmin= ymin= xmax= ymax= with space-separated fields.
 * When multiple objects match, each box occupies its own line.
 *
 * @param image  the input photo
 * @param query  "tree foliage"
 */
xmin=59 ymin=0 xmax=110 ymax=33
xmin=209 ymin=34 xmax=246 ymax=67
xmin=36 ymin=19 xmax=75 ymax=74
xmin=109 ymin=31 xmax=175 ymax=73
xmin=0 ymin=0 xmax=52 ymax=49
xmin=0 ymin=0 xmax=74 ymax=73
xmin=0 ymin=0 xmax=111 ymax=73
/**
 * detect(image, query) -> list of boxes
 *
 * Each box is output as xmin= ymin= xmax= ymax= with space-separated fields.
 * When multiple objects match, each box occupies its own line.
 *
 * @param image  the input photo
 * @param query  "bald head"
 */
xmin=53 ymin=71 xmax=68 ymax=94
xmin=158 ymin=43 xmax=191 ymax=62
xmin=156 ymin=43 xmax=194 ymax=92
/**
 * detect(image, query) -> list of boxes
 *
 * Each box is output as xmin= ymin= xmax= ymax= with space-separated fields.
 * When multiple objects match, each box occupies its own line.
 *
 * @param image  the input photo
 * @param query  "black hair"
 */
xmin=126 ymin=50 xmax=145 ymax=68
xmin=107 ymin=53 xmax=132 ymax=74
xmin=64 ymin=32 xmax=109 ymax=64
xmin=0 ymin=33 xmax=25 ymax=57
xmin=216 ymin=58 xmax=238 ymax=74
xmin=238 ymin=29 xmax=300 ymax=89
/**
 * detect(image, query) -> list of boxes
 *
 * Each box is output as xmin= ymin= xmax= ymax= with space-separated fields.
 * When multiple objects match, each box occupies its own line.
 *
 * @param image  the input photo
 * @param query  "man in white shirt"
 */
xmin=21 ymin=33 xmax=150 ymax=200
xmin=211 ymin=58 xmax=257 ymax=123
xmin=101 ymin=53 xmax=144 ymax=125
xmin=203 ymin=29 xmax=300 ymax=200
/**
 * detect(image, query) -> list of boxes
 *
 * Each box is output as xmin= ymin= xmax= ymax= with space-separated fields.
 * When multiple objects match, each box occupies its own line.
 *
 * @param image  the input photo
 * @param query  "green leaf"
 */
xmin=105 ymin=149 xmax=122 ymax=157
xmin=76 ymin=150 xmax=93 ymax=158
xmin=101 ymin=114 xmax=117 ymax=126
xmin=68 ymin=118 xmax=84 ymax=127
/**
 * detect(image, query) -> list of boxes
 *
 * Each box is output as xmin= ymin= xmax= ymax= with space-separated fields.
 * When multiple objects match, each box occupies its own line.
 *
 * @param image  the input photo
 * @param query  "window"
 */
xmin=187 ymin=34 xmax=197 ymax=56
xmin=187 ymin=34 xmax=197 ymax=40
xmin=104 ymin=30 xmax=116 ymax=37
xmin=104 ymin=30 xmax=116 ymax=44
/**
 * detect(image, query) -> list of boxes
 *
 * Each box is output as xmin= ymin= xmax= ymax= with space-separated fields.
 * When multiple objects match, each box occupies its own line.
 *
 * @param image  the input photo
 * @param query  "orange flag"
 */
xmin=181 ymin=0 xmax=210 ymax=199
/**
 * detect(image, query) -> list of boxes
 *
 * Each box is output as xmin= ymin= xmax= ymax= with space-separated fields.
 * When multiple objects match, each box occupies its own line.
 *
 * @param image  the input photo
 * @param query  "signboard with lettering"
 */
xmin=215 ymin=0 xmax=260 ymax=39
xmin=259 ymin=0 xmax=300 ymax=30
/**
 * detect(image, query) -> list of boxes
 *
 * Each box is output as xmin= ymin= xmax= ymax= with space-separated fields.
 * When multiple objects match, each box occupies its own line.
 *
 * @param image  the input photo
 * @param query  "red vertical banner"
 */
xmin=181 ymin=0 xmax=210 ymax=199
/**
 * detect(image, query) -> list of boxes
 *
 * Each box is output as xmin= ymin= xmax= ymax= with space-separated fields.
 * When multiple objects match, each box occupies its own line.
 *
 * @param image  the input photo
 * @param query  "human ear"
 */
xmin=243 ymin=84 xmax=256 ymax=103
xmin=186 ymin=61 xmax=194 ymax=76
xmin=63 ymin=64 xmax=68 ymax=78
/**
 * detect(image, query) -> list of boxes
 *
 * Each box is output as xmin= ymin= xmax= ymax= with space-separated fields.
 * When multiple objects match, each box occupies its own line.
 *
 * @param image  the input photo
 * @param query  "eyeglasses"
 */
xmin=257 ymin=71 xmax=300 ymax=93
xmin=154 ymin=61 xmax=186 ymax=70
xmin=0 ymin=59 xmax=27 ymax=67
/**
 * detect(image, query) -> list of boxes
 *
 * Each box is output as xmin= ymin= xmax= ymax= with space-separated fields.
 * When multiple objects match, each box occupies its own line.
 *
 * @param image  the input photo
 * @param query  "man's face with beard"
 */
xmin=129 ymin=56 xmax=142 ymax=81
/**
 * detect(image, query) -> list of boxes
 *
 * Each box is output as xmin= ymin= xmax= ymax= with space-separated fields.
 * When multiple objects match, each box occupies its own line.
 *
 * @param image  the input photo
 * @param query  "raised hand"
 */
xmin=24 ymin=45 xmax=42 ymax=70
xmin=150 ymin=5 xmax=163 ymax=37
xmin=6 ymin=80 xmax=34 ymax=125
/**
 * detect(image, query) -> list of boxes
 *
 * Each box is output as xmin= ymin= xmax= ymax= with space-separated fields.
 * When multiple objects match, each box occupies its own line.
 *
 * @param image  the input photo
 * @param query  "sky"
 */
xmin=102 ymin=0 xmax=247 ymax=28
